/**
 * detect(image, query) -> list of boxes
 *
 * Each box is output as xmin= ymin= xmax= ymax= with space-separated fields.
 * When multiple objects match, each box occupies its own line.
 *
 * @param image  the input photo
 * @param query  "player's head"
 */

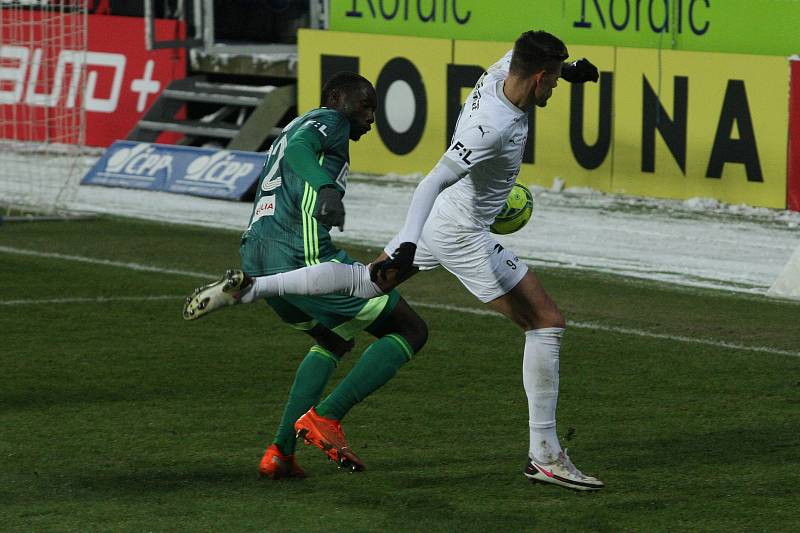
xmin=510 ymin=31 xmax=568 ymax=108
xmin=321 ymin=72 xmax=377 ymax=141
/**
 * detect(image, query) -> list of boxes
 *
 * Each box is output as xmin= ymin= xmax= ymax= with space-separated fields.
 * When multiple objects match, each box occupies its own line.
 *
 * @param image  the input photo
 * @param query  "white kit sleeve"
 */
xmin=396 ymin=124 xmax=502 ymax=244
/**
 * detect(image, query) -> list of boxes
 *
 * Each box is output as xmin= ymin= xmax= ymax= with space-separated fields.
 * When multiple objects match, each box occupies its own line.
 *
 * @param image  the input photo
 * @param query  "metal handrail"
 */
xmin=144 ymin=0 xmax=204 ymax=50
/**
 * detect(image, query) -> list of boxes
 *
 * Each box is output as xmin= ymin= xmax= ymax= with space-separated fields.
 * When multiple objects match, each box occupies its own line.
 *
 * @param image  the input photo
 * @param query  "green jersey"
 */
xmin=239 ymin=106 xmax=401 ymax=338
xmin=241 ymin=107 xmax=351 ymax=275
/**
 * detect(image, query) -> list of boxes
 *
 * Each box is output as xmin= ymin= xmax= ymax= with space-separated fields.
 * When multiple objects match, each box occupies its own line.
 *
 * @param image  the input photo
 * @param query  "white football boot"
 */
xmin=524 ymin=450 xmax=605 ymax=491
xmin=182 ymin=269 xmax=252 ymax=320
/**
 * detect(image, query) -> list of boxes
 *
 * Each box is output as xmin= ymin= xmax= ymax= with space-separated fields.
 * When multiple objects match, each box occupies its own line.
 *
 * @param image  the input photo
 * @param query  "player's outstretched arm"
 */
xmin=560 ymin=58 xmax=599 ymax=83
xmin=374 ymin=122 xmax=502 ymax=282
xmin=371 ymin=160 xmax=462 ymax=282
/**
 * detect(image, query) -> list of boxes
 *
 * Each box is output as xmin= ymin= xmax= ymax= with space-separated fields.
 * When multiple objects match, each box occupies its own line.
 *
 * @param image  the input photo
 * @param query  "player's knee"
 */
xmin=535 ymin=307 xmax=565 ymax=329
xmin=392 ymin=312 xmax=428 ymax=354
xmin=369 ymin=299 xmax=428 ymax=353
xmin=309 ymin=326 xmax=355 ymax=357
xmin=518 ymin=304 xmax=565 ymax=330
xmin=318 ymin=337 xmax=355 ymax=358
xmin=406 ymin=316 xmax=428 ymax=354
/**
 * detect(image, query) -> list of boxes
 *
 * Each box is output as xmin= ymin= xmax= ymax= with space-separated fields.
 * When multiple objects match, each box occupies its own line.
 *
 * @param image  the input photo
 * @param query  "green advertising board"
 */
xmin=330 ymin=0 xmax=800 ymax=56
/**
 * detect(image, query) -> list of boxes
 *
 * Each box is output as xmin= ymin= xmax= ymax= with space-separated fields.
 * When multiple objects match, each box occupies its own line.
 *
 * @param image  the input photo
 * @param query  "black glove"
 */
xmin=371 ymin=242 xmax=417 ymax=283
xmin=561 ymin=58 xmax=599 ymax=83
xmin=313 ymin=186 xmax=345 ymax=231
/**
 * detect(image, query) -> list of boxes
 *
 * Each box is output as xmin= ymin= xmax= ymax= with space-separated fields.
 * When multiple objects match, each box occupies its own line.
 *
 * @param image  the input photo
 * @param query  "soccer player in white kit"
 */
xmin=184 ymin=30 xmax=604 ymax=491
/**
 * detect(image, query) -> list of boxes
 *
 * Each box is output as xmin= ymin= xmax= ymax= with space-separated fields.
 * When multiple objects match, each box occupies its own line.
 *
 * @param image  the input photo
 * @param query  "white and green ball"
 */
xmin=490 ymin=183 xmax=534 ymax=235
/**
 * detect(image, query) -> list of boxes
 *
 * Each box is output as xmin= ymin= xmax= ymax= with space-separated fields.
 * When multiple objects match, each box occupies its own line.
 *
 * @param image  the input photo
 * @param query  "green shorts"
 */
xmin=265 ymin=290 xmax=400 ymax=341
xmin=241 ymin=236 xmax=400 ymax=340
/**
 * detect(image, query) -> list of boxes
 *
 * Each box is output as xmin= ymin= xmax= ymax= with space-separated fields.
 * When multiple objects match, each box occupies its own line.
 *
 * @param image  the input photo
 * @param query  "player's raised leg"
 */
xmin=488 ymin=270 xmax=604 ymax=491
xmin=182 ymin=262 xmax=384 ymax=321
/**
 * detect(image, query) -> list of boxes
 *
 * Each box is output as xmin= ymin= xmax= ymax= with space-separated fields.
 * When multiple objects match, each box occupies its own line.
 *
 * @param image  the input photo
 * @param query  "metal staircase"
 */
xmin=127 ymin=76 xmax=295 ymax=152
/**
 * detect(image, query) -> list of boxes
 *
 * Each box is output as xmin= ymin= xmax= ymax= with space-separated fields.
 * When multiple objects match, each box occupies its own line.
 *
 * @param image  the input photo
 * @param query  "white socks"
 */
xmin=523 ymin=327 xmax=564 ymax=464
xmin=239 ymin=262 xmax=383 ymax=303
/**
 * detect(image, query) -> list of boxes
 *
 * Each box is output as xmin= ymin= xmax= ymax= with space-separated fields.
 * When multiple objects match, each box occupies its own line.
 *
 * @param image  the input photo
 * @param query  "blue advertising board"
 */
xmin=81 ymin=141 xmax=266 ymax=201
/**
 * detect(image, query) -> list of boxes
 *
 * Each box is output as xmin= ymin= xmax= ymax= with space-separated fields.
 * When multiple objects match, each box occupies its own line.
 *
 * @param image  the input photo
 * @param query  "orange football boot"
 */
xmin=294 ymin=407 xmax=365 ymax=472
xmin=258 ymin=444 xmax=306 ymax=480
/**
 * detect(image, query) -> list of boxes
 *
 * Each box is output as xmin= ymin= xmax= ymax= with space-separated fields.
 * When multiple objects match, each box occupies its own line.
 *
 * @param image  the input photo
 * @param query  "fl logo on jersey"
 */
xmin=450 ymin=140 xmax=473 ymax=166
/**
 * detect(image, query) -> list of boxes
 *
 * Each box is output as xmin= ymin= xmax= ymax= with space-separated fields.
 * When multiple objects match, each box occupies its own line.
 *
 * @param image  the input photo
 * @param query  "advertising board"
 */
xmin=0 ymin=13 xmax=186 ymax=147
xmin=613 ymin=47 xmax=787 ymax=207
xmin=300 ymin=29 xmax=791 ymax=208
xmin=298 ymin=30 xmax=451 ymax=175
xmin=81 ymin=141 xmax=264 ymax=200
xmin=331 ymin=0 xmax=800 ymax=57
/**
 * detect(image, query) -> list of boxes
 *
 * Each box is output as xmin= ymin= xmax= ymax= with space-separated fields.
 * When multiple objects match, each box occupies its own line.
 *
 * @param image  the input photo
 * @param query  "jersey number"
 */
xmin=261 ymin=136 xmax=287 ymax=192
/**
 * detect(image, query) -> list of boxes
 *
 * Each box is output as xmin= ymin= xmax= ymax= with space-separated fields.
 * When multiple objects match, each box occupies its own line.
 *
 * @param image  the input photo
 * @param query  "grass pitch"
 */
xmin=1 ymin=217 xmax=799 ymax=532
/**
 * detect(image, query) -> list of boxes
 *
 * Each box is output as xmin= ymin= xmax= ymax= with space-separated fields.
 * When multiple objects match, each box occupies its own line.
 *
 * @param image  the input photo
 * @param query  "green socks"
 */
xmin=272 ymin=334 xmax=414 ymax=454
xmin=272 ymin=346 xmax=339 ymax=455
xmin=315 ymin=334 xmax=413 ymax=421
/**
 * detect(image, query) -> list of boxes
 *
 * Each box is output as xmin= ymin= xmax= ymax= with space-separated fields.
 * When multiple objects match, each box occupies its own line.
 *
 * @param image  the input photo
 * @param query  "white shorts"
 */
xmin=385 ymin=212 xmax=527 ymax=303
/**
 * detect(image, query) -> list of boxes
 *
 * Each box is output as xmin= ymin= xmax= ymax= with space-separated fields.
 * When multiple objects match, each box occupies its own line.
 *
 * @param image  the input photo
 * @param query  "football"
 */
xmin=490 ymin=183 xmax=534 ymax=235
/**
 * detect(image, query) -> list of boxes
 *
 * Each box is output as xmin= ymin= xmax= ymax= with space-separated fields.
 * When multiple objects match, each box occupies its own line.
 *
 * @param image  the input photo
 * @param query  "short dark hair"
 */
xmin=509 ymin=31 xmax=568 ymax=76
xmin=321 ymin=72 xmax=373 ymax=106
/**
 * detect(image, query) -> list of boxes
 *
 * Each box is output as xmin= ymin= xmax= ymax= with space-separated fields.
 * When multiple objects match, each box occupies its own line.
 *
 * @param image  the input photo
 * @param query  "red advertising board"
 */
xmin=789 ymin=58 xmax=800 ymax=212
xmin=0 ymin=12 xmax=185 ymax=147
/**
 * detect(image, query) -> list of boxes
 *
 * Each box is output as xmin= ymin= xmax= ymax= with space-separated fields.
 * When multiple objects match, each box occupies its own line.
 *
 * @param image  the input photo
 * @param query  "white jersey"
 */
xmin=436 ymin=50 xmax=529 ymax=228
xmin=386 ymin=50 xmax=531 ymax=302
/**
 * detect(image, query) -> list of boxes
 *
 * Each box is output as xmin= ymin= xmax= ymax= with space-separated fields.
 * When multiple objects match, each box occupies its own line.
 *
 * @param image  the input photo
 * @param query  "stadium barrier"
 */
xmin=299 ymin=29 xmax=792 ymax=210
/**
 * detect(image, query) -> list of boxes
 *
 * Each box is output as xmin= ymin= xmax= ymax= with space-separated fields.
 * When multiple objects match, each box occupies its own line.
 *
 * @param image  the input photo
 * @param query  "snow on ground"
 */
xmin=66 ymin=171 xmax=800 ymax=297
xmin=2 ymin=152 xmax=799 ymax=297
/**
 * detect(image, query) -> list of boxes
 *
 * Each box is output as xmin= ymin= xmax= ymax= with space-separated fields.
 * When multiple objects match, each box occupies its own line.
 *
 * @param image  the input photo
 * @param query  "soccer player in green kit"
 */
xmin=185 ymin=72 xmax=428 ymax=479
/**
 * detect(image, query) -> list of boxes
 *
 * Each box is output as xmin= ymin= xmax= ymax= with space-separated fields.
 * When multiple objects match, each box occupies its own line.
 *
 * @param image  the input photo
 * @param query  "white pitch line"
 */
xmin=404 ymin=303 xmax=800 ymax=359
xmin=0 ymin=245 xmax=211 ymax=279
xmin=0 ymin=295 xmax=182 ymax=306
xmin=2 ymin=244 xmax=798 ymax=359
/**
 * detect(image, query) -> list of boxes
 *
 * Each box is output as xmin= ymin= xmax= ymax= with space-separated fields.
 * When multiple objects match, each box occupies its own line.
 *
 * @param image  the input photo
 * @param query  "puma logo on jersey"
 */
xmin=478 ymin=125 xmax=488 ymax=138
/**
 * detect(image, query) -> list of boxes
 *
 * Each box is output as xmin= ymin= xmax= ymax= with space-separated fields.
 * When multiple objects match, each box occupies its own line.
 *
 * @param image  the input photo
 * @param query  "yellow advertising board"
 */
xmin=298 ymin=29 xmax=790 ymax=208
xmin=452 ymin=41 xmax=614 ymax=192
xmin=298 ymin=29 xmax=450 ymax=175
xmin=613 ymin=48 xmax=788 ymax=207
